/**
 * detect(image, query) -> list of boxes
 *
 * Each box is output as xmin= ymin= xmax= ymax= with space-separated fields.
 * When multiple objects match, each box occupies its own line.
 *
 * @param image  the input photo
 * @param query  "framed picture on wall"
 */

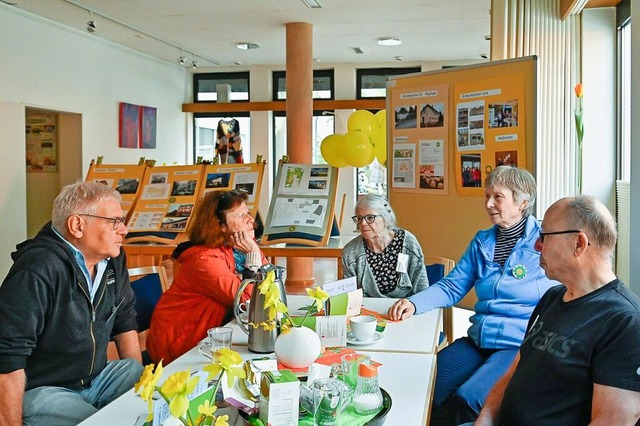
xmin=139 ymin=106 xmax=157 ymax=149
xmin=119 ymin=102 xmax=140 ymax=149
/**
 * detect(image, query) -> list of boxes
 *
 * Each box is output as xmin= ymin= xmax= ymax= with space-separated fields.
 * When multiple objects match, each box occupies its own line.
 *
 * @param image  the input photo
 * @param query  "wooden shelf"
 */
xmin=182 ymin=99 xmax=386 ymax=113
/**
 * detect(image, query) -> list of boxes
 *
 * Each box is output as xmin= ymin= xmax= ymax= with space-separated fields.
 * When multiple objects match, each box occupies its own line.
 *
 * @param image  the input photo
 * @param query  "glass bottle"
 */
xmin=353 ymin=363 xmax=383 ymax=415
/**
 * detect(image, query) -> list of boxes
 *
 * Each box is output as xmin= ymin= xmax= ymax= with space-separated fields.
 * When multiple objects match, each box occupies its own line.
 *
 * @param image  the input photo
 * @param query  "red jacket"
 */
xmin=146 ymin=245 xmax=259 ymax=364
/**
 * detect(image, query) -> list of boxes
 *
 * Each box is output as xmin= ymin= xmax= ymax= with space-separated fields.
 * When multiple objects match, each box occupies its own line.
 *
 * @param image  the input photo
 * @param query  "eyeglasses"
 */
xmin=351 ymin=215 xmax=381 ymax=225
xmin=78 ymin=214 xmax=126 ymax=230
xmin=539 ymin=229 xmax=585 ymax=244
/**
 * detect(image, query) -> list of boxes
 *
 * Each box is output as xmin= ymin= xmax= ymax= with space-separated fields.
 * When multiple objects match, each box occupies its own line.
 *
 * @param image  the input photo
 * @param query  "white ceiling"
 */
xmin=7 ymin=0 xmax=492 ymax=69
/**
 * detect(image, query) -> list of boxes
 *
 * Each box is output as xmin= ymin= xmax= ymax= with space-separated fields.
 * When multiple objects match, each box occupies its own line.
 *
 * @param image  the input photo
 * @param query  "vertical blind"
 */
xmin=491 ymin=0 xmax=581 ymax=216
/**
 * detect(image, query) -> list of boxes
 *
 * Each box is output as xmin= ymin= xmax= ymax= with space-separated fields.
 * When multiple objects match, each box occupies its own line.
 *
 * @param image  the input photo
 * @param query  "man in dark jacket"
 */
xmin=0 ymin=181 xmax=143 ymax=425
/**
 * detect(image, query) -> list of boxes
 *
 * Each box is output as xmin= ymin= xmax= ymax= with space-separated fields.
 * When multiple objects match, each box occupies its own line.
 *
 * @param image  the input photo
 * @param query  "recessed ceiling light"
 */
xmin=236 ymin=42 xmax=260 ymax=50
xmin=377 ymin=37 xmax=401 ymax=46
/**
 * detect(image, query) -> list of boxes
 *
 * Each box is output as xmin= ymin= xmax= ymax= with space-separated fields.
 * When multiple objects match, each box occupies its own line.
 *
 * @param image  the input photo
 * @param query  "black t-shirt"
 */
xmin=499 ymin=280 xmax=640 ymax=425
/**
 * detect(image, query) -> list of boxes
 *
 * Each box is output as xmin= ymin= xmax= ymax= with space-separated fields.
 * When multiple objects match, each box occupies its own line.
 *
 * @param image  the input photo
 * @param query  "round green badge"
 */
xmin=512 ymin=264 xmax=527 ymax=280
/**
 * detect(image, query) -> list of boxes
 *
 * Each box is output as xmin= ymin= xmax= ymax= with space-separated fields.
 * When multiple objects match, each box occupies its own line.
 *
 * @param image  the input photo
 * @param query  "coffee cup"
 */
xmin=197 ymin=326 xmax=233 ymax=360
xmin=349 ymin=315 xmax=377 ymax=342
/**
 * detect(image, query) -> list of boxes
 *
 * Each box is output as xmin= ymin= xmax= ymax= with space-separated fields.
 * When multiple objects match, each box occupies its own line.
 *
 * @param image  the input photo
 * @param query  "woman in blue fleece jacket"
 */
xmin=388 ymin=166 xmax=558 ymax=426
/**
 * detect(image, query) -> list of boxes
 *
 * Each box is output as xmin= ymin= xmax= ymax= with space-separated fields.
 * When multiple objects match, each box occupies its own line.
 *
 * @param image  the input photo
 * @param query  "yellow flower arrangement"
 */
xmin=135 ymin=348 xmax=246 ymax=426
xmin=249 ymin=270 xmax=330 ymax=333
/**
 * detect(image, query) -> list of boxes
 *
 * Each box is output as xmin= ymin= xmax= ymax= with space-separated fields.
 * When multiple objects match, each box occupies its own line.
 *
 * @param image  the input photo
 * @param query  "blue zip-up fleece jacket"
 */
xmin=0 ymin=223 xmax=138 ymax=391
xmin=409 ymin=215 xmax=559 ymax=349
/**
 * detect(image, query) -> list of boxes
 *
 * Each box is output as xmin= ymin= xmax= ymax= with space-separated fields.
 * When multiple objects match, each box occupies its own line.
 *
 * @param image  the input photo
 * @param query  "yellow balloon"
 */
xmin=374 ymin=109 xmax=387 ymax=127
xmin=347 ymin=110 xmax=377 ymax=135
xmin=342 ymin=131 xmax=375 ymax=168
xmin=320 ymin=134 xmax=348 ymax=167
xmin=374 ymin=134 xmax=387 ymax=165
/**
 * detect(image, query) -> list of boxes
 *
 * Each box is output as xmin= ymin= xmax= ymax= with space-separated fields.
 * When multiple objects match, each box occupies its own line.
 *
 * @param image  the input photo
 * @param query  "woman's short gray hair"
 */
xmin=484 ymin=166 xmax=537 ymax=217
xmin=355 ymin=194 xmax=397 ymax=229
xmin=52 ymin=181 xmax=122 ymax=232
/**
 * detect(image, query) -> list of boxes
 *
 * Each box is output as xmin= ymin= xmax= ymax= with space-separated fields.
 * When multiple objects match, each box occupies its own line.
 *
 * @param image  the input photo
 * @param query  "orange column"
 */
xmin=285 ymin=22 xmax=315 ymax=293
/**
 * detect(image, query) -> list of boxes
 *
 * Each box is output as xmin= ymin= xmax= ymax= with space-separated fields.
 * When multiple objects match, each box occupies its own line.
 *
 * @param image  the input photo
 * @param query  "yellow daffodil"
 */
xmin=160 ymin=370 xmax=200 ymax=419
xmin=197 ymin=399 xmax=217 ymax=417
xmin=280 ymin=320 xmax=293 ymax=335
xmin=202 ymin=348 xmax=246 ymax=387
xmin=134 ymin=361 xmax=164 ymax=421
xmin=306 ymin=287 xmax=330 ymax=312
xmin=214 ymin=414 xmax=230 ymax=426
xmin=257 ymin=270 xmax=275 ymax=295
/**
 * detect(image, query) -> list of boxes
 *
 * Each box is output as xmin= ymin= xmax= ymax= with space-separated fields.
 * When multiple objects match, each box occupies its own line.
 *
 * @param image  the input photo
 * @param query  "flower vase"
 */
xmin=274 ymin=326 xmax=321 ymax=369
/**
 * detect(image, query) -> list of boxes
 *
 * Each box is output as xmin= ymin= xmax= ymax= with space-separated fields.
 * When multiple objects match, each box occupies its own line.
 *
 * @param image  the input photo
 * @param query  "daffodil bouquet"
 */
xmin=135 ymin=348 xmax=246 ymax=426
xmin=248 ymin=270 xmax=329 ymax=334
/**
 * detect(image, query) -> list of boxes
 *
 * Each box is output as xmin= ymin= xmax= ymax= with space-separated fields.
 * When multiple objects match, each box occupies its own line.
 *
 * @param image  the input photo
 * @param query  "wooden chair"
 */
xmin=424 ymin=256 xmax=457 ymax=347
xmin=425 ymin=255 xmax=479 ymax=346
xmin=107 ymin=265 xmax=170 ymax=361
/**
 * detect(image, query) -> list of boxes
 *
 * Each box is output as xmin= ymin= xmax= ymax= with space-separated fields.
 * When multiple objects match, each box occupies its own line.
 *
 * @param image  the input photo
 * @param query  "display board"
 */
xmin=85 ymin=161 xmax=146 ymax=216
xmin=261 ymin=163 xmax=340 ymax=247
xmin=86 ymin=161 xmax=266 ymax=245
xmin=387 ymin=56 xmax=537 ymax=262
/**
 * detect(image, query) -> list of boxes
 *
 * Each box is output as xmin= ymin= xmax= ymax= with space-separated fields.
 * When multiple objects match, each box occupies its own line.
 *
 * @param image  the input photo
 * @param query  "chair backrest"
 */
xmin=128 ymin=266 xmax=169 ymax=332
xmin=424 ymin=256 xmax=457 ymax=346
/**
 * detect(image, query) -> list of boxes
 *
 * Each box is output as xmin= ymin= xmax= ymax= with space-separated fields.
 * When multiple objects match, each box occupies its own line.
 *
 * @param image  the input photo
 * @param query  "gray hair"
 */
xmin=355 ymin=194 xmax=397 ymax=229
xmin=52 ymin=181 xmax=122 ymax=232
xmin=563 ymin=195 xmax=617 ymax=257
xmin=484 ymin=166 xmax=537 ymax=217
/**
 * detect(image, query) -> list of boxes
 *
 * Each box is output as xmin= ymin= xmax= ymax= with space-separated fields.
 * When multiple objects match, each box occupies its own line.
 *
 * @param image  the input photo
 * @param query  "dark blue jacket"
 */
xmin=0 ymin=223 xmax=137 ymax=390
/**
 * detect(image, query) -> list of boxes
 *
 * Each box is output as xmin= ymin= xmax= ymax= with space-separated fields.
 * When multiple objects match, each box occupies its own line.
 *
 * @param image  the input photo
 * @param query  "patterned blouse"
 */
xmin=364 ymin=229 xmax=406 ymax=295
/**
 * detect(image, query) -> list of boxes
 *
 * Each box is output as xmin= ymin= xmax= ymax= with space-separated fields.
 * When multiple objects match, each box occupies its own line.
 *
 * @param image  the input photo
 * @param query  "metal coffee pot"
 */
xmin=233 ymin=264 xmax=287 ymax=353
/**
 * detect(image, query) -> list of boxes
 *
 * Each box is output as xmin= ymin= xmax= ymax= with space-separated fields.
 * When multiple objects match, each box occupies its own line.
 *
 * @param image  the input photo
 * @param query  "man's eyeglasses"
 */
xmin=539 ymin=229 xmax=588 ymax=244
xmin=351 ymin=215 xmax=381 ymax=225
xmin=78 ymin=214 xmax=126 ymax=230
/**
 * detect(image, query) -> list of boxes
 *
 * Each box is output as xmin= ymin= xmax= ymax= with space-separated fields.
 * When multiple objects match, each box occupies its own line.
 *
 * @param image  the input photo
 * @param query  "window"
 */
xmin=272 ymin=70 xmax=335 ymax=175
xmin=194 ymin=72 xmax=249 ymax=102
xmin=355 ymin=67 xmax=420 ymax=197
xmin=194 ymin=114 xmax=250 ymax=164
xmin=193 ymin=72 xmax=251 ymax=163
xmin=617 ymin=2 xmax=631 ymax=181
xmin=356 ymin=67 xmax=421 ymax=99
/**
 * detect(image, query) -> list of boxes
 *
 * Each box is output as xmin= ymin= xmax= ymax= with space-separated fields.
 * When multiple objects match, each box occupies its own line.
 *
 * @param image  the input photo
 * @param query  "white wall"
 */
xmin=0 ymin=5 xmax=191 ymax=278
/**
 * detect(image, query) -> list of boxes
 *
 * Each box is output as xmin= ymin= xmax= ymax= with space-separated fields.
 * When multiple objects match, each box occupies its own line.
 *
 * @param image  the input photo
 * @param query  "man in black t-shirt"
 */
xmin=476 ymin=195 xmax=640 ymax=425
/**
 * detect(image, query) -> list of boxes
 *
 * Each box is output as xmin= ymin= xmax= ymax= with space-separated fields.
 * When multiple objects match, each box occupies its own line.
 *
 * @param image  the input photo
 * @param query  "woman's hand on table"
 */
xmin=388 ymin=299 xmax=416 ymax=321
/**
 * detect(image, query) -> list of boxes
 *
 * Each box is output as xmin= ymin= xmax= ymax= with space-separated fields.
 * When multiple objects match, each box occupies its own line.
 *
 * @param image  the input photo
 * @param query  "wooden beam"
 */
xmin=181 ymin=98 xmax=386 ymax=113
xmin=562 ymin=0 xmax=620 ymax=19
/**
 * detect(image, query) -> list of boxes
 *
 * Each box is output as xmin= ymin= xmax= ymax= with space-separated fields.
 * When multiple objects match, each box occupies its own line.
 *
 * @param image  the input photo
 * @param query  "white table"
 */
xmin=80 ymin=296 xmax=441 ymax=425
xmin=79 ymin=345 xmax=436 ymax=426
xmin=231 ymin=295 xmax=442 ymax=354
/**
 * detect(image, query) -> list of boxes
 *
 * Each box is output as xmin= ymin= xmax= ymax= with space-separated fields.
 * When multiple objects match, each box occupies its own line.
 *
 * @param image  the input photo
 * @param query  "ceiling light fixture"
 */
xmin=178 ymin=55 xmax=187 ymax=65
xmin=377 ymin=37 xmax=402 ymax=46
xmin=300 ymin=0 xmax=322 ymax=8
xmin=191 ymin=59 xmax=198 ymax=69
xmin=236 ymin=42 xmax=260 ymax=50
xmin=86 ymin=20 xmax=96 ymax=33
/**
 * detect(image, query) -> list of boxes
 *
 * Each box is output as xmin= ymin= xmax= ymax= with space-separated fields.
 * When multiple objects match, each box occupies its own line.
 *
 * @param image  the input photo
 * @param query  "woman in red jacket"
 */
xmin=147 ymin=189 xmax=266 ymax=364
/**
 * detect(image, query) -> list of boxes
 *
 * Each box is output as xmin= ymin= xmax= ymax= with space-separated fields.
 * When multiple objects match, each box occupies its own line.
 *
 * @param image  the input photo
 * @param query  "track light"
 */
xmin=191 ymin=60 xmax=198 ymax=69
xmin=178 ymin=56 xmax=187 ymax=66
xmin=86 ymin=20 xmax=96 ymax=33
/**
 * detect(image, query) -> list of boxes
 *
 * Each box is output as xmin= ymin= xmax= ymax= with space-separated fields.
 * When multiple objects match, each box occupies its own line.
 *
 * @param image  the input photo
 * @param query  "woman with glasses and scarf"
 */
xmin=146 ymin=189 xmax=265 ymax=364
xmin=342 ymin=194 xmax=429 ymax=298
xmin=388 ymin=166 xmax=558 ymax=426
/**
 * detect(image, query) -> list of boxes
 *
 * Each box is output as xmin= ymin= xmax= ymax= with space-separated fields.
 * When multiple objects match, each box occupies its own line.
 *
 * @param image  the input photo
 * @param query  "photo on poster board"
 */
xmin=389 ymin=84 xmax=450 ymax=195
xmin=453 ymin=74 xmax=526 ymax=195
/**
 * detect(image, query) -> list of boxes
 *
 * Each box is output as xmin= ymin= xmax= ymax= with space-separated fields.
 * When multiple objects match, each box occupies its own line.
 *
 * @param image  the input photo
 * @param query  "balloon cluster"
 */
xmin=321 ymin=110 xmax=387 ymax=168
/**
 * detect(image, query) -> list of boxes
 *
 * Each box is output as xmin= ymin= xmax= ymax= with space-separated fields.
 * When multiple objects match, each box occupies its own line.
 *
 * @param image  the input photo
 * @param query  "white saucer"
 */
xmin=347 ymin=331 xmax=384 ymax=346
